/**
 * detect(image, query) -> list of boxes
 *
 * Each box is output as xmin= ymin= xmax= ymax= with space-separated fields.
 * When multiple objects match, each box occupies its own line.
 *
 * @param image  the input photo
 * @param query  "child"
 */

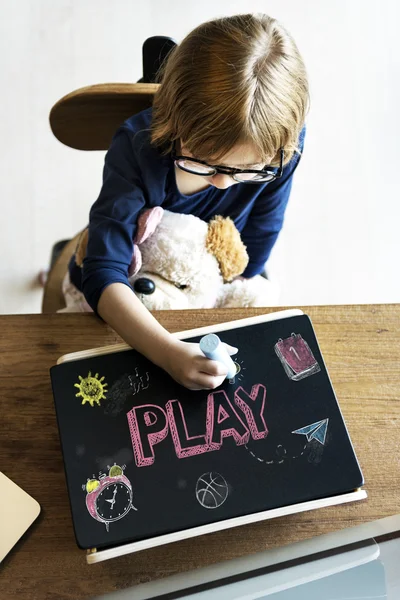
xmin=68 ymin=13 xmax=308 ymax=390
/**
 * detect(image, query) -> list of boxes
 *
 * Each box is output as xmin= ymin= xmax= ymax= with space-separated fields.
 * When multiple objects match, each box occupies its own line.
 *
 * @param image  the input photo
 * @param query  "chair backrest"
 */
xmin=49 ymin=83 xmax=159 ymax=150
xmin=45 ymin=81 xmax=160 ymax=313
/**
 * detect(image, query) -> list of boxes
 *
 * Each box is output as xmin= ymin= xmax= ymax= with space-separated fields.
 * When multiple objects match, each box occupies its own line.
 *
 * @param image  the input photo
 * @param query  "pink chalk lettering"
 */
xmin=217 ymin=405 xmax=229 ymax=424
xmin=166 ymin=400 xmax=210 ymax=459
xmin=144 ymin=411 xmax=157 ymax=426
xmin=127 ymin=404 xmax=169 ymax=467
xmin=126 ymin=383 xmax=269 ymax=468
xmin=234 ymin=384 xmax=268 ymax=440
xmin=206 ymin=390 xmax=249 ymax=449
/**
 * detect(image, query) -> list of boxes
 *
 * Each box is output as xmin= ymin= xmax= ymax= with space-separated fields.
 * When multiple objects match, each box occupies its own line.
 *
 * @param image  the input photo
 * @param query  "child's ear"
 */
xmin=134 ymin=207 xmax=164 ymax=244
xmin=75 ymin=229 xmax=89 ymax=267
xmin=206 ymin=216 xmax=249 ymax=282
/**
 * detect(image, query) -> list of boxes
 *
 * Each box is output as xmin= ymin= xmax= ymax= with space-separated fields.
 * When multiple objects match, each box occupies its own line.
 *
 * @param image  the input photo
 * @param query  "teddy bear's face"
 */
xmin=69 ymin=208 xmax=276 ymax=314
xmin=128 ymin=212 xmax=223 ymax=310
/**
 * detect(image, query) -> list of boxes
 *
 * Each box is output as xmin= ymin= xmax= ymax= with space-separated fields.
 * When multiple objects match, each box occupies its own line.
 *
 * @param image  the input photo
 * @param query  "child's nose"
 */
xmin=210 ymin=174 xmax=236 ymax=189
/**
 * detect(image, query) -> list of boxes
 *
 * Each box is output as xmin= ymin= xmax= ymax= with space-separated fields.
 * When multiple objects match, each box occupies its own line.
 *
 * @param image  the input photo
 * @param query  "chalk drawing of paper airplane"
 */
xmin=292 ymin=419 xmax=329 ymax=445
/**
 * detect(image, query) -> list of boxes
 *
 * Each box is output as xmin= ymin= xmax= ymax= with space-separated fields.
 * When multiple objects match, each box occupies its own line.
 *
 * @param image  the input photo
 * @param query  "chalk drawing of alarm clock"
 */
xmin=83 ymin=464 xmax=138 ymax=532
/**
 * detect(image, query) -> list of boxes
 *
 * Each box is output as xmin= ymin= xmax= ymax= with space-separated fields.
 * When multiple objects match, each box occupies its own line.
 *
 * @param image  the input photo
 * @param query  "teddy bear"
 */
xmin=62 ymin=208 xmax=279 ymax=312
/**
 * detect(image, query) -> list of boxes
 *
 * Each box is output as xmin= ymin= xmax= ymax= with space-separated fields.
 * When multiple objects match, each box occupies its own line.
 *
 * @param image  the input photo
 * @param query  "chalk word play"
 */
xmin=127 ymin=384 xmax=267 ymax=467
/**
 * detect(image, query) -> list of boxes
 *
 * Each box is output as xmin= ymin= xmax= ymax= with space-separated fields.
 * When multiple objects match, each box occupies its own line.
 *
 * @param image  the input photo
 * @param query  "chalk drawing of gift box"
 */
xmin=274 ymin=333 xmax=321 ymax=381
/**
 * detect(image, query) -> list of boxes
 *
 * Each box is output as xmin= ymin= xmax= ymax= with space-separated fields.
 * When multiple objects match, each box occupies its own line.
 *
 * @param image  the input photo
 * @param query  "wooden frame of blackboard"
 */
xmin=56 ymin=309 xmax=303 ymax=365
xmin=54 ymin=309 xmax=367 ymax=564
xmin=86 ymin=489 xmax=366 ymax=564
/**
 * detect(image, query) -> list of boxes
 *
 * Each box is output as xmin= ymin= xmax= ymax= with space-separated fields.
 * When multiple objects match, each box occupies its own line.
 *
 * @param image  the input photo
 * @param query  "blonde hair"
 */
xmin=151 ymin=14 xmax=309 ymax=166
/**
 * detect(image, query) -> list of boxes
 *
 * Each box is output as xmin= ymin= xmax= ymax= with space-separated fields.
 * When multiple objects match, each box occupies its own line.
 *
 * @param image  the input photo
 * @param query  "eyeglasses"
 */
xmin=172 ymin=142 xmax=284 ymax=184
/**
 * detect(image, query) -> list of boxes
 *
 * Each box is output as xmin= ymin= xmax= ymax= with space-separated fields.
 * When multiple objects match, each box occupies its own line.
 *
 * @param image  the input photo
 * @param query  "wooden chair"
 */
xmin=41 ymin=82 xmax=158 ymax=313
xmin=42 ymin=35 xmax=176 ymax=313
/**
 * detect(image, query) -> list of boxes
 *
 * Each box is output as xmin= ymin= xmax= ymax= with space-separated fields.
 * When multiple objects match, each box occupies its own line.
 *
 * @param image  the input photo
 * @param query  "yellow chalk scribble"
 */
xmin=74 ymin=371 xmax=108 ymax=407
xmin=86 ymin=479 xmax=100 ymax=493
xmin=109 ymin=465 xmax=123 ymax=477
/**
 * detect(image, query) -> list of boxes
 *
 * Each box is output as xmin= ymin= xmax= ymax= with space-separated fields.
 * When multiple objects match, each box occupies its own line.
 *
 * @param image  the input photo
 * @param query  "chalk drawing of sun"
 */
xmin=74 ymin=371 xmax=108 ymax=407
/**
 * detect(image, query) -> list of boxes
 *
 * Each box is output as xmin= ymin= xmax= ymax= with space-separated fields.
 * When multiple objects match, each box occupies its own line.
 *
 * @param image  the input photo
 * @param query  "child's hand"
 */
xmin=162 ymin=339 xmax=238 ymax=390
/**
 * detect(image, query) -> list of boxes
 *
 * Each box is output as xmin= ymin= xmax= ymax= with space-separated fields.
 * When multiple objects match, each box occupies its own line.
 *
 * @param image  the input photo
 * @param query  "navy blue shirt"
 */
xmin=71 ymin=108 xmax=305 ymax=312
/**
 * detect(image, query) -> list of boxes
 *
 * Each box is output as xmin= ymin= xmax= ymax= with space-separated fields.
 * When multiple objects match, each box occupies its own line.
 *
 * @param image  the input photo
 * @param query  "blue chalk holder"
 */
xmin=199 ymin=334 xmax=237 ymax=379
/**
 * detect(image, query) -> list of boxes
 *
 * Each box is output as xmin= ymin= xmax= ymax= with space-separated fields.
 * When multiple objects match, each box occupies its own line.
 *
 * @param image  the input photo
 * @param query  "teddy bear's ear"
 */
xmin=206 ymin=216 xmax=249 ymax=282
xmin=135 ymin=207 xmax=164 ymax=245
xmin=128 ymin=207 xmax=163 ymax=277
xmin=75 ymin=228 xmax=89 ymax=268
xmin=128 ymin=244 xmax=142 ymax=277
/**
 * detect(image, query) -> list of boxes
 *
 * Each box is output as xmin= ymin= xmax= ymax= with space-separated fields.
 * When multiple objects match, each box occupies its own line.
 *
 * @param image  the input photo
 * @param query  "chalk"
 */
xmin=199 ymin=334 xmax=237 ymax=380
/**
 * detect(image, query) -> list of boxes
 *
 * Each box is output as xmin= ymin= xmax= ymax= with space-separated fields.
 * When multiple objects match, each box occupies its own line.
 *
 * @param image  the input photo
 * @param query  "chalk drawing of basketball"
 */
xmin=195 ymin=472 xmax=229 ymax=509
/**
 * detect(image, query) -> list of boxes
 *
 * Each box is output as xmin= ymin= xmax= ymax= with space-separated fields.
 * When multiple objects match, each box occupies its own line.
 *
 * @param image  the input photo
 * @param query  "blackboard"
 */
xmin=50 ymin=313 xmax=364 ymax=550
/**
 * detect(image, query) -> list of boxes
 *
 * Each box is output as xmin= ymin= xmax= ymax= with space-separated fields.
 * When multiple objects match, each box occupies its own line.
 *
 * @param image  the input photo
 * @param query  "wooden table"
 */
xmin=1 ymin=305 xmax=400 ymax=599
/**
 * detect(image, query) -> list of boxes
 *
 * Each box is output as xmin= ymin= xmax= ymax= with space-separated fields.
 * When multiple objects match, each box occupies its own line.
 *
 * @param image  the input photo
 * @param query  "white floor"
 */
xmin=1 ymin=0 xmax=399 ymax=314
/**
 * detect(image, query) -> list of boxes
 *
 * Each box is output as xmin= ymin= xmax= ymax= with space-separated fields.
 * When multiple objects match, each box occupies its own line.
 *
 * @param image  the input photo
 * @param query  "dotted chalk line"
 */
xmin=244 ymin=443 xmax=307 ymax=465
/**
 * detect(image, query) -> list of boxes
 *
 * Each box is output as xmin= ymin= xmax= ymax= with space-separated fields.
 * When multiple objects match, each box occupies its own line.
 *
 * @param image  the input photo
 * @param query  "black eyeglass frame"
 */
xmin=171 ymin=142 xmax=284 ymax=184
